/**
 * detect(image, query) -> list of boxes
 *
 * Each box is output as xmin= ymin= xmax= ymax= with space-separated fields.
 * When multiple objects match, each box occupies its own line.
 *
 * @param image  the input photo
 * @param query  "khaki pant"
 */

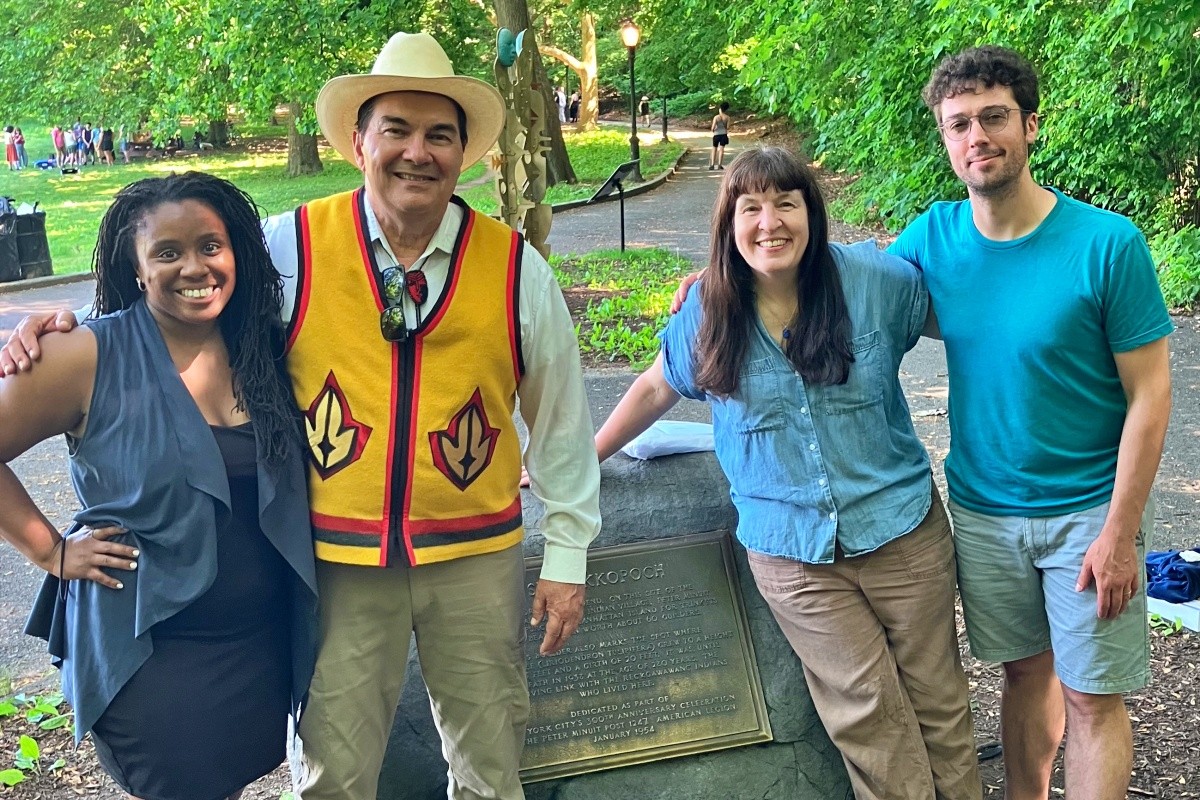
xmin=296 ymin=546 xmax=529 ymax=800
xmin=746 ymin=490 xmax=980 ymax=800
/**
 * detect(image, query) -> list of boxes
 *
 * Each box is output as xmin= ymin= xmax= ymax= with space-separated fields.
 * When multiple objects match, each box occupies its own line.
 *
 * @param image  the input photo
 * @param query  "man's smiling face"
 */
xmin=352 ymin=91 xmax=465 ymax=223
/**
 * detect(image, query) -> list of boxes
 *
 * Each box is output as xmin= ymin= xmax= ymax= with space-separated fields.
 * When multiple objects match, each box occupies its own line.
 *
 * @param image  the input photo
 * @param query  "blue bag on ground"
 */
xmin=1145 ymin=550 xmax=1200 ymax=603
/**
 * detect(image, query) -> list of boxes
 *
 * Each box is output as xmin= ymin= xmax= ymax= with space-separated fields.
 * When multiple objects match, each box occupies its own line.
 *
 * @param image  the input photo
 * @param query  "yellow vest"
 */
xmin=286 ymin=190 xmax=525 ymax=567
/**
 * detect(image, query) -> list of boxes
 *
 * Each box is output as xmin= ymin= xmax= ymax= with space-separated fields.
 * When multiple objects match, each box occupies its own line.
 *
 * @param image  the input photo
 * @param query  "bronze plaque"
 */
xmin=520 ymin=530 xmax=772 ymax=782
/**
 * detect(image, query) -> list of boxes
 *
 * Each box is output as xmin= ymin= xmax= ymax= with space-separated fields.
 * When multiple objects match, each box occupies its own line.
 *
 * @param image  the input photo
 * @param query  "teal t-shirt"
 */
xmin=889 ymin=189 xmax=1173 ymax=516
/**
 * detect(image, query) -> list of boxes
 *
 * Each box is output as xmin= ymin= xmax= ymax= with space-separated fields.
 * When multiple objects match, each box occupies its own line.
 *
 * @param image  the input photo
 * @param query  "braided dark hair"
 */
xmin=92 ymin=171 xmax=301 ymax=467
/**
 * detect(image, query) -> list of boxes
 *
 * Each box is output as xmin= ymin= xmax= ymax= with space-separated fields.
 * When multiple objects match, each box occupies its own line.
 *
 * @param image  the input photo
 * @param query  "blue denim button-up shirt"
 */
xmin=660 ymin=241 xmax=932 ymax=563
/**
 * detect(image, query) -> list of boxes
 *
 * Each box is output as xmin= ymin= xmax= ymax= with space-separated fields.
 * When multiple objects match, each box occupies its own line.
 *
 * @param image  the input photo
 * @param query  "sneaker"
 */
xmin=708 ymin=165 xmax=715 ymax=171
xmin=718 ymin=165 xmax=724 ymax=170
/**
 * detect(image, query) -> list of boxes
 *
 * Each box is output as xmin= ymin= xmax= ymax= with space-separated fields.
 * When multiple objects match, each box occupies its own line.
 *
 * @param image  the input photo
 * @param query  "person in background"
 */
xmin=0 ymin=172 xmax=318 ymax=800
xmin=555 ymin=85 xmax=568 ymax=122
xmin=99 ymin=126 xmax=114 ymax=166
xmin=599 ymin=146 xmax=980 ymax=800
xmin=568 ymin=90 xmax=580 ymax=124
xmin=79 ymin=122 xmax=92 ymax=165
xmin=639 ymin=95 xmax=651 ymax=127
xmin=118 ymin=125 xmax=129 ymax=164
xmin=13 ymin=127 xmax=28 ymax=168
xmin=51 ymin=125 xmax=66 ymax=167
xmin=63 ymin=126 xmax=77 ymax=166
xmin=5 ymin=126 xmax=18 ymax=170
xmin=710 ymin=102 xmax=730 ymax=170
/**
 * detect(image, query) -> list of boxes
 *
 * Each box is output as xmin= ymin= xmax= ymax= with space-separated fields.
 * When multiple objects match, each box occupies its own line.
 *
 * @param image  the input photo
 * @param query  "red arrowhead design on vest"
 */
xmin=303 ymin=371 xmax=373 ymax=480
xmin=429 ymin=388 xmax=501 ymax=491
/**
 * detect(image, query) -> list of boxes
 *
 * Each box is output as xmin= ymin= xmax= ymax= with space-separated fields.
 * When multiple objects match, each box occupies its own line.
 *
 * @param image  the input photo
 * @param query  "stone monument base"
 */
xmin=375 ymin=453 xmax=851 ymax=799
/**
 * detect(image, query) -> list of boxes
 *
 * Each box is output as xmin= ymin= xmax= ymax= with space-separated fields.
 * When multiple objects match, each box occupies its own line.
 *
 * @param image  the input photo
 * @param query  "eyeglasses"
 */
xmin=379 ymin=266 xmax=429 ymax=343
xmin=937 ymin=106 xmax=1028 ymax=141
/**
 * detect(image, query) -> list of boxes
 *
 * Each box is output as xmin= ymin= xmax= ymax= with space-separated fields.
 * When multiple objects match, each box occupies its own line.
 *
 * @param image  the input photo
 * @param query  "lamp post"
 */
xmin=619 ymin=19 xmax=641 ymax=180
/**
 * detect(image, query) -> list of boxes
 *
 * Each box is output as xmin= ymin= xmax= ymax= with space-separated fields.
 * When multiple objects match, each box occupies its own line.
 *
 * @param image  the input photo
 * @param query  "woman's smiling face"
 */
xmin=733 ymin=187 xmax=810 ymax=282
xmin=133 ymin=199 xmax=236 ymax=335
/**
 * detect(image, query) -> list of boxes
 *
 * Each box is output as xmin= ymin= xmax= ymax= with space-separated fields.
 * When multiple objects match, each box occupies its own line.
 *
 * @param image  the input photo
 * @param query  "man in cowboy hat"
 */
xmin=0 ymin=30 xmax=601 ymax=800
xmin=278 ymin=31 xmax=602 ymax=799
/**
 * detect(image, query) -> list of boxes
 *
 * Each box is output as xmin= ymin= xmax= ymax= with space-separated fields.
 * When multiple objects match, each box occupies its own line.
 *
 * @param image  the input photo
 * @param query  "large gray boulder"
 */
xmin=376 ymin=451 xmax=850 ymax=799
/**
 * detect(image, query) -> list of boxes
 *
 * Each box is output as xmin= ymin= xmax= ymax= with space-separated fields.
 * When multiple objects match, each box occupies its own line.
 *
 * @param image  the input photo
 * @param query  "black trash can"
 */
xmin=15 ymin=212 xmax=52 ymax=279
xmin=0 ymin=214 xmax=20 ymax=282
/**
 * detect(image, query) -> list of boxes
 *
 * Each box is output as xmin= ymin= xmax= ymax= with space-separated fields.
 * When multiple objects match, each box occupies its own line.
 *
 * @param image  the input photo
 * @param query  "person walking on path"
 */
xmin=639 ymin=95 xmax=651 ymax=127
xmin=888 ymin=46 xmax=1172 ymax=800
xmin=710 ymin=102 xmax=731 ymax=170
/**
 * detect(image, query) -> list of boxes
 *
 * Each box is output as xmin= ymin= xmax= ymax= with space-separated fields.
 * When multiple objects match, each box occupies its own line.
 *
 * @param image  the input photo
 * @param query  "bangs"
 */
xmin=724 ymin=147 xmax=814 ymax=199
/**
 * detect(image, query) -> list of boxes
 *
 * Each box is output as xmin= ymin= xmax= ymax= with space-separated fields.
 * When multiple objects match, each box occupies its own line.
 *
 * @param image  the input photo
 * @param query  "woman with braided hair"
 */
xmin=0 ymin=172 xmax=317 ymax=800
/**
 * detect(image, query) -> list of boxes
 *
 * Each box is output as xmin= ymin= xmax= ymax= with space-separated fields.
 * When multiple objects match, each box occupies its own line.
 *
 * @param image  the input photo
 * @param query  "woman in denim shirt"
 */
xmin=595 ymin=147 xmax=980 ymax=800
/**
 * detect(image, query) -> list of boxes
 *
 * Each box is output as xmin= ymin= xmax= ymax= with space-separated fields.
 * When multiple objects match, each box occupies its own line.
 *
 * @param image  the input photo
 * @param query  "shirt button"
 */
xmin=818 ymin=478 xmax=827 ymax=486
xmin=800 ymin=407 xmax=808 ymax=414
xmin=828 ymin=512 xmax=836 ymax=521
xmin=808 ymin=443 xmax=817 ymax=451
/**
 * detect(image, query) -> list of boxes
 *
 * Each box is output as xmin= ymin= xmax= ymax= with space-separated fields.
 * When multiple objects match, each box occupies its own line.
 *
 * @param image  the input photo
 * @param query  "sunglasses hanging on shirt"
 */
xmin=379 ymin=265 xmax=429 ymax=342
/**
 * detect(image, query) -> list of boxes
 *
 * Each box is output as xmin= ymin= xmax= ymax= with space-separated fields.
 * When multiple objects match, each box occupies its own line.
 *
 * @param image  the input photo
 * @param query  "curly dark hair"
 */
xmin=922 ymin=45 xmax=1039 ymax=116
xmin=695 ymin=146 xmax=852 ymax=396
xmin=91 ymin=171 xmax=300 ymax=467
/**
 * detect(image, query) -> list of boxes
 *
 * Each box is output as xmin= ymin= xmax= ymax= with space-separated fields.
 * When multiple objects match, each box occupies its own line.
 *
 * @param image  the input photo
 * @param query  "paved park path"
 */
xmin=1 ymin=128 xmax=1198 ymax=699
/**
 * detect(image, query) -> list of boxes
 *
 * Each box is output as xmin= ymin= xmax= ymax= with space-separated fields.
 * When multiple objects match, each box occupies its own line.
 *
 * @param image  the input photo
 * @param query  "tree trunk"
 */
xmin=492 ymin=0 xmax=576 ymax=184
xmin=541 ymin=13 xmax=599 ymax=131
xmin=285 ymin=102 xmax=323 ymax=177
xmin=207 ymin=119 xmax=229 ymax=147
xmin=579 ymin=13 xmax=598 ymax=131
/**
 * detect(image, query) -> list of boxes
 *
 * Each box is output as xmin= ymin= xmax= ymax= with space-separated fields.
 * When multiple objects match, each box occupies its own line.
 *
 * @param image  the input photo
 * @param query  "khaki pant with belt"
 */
xmin=296 ymin=545 xmax=529 ymax=800
xmin=746 ymin=490 xmax=981 ymax=800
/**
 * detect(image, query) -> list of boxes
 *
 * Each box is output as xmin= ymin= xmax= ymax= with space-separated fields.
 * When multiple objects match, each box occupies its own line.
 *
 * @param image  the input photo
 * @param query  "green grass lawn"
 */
xmin=0 ymin=130 xmax=684 ymax=276
xmin=550 ymin=247 xmax=695 ymax=367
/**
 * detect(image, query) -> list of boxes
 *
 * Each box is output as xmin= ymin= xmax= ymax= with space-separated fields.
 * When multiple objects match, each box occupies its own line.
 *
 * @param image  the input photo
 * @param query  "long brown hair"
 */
xmin=694 ymin=146 xmax=853 ymax=396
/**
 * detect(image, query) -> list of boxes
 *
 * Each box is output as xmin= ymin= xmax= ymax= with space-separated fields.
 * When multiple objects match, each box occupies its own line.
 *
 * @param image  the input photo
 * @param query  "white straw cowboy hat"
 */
xmin=316 ymin=32 xmax=505 ymax=172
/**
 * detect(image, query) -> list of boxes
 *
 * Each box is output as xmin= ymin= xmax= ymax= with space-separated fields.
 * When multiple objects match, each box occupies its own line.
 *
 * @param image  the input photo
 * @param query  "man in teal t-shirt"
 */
xmin=890 ymin=46 xmax=1172 ymax=800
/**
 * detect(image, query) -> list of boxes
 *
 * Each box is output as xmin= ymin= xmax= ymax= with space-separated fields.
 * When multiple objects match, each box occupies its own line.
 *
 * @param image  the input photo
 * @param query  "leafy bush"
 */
xmin=666 ymin=91 xmax=719 ymax=119
xmin=1151 ymin=226 xmax=1200 ymax=310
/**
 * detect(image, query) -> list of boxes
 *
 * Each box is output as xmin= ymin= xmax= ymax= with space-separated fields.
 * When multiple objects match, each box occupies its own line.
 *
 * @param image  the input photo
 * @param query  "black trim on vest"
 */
xmin=312 ymin=529 xmax=384 ymax=548
xmin=410 ymin=509 xmax=523 ymax=551
xmin=512 ymin=235 xmax=526 ymax=378
xmin=356 ymin=189 xmax=385 ymax=296
xmin=285 ymin=206 xmax=307 ymax=344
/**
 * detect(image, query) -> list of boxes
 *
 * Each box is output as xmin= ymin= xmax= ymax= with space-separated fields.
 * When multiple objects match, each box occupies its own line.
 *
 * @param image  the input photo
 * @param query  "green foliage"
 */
xmin=665 ymin=91 xmax=719 ymax=119
xmin=549 ymin=247 xmax=693 ymax=366
xmin=1151 ymin=226 xmax=1200 ymax=310
xmin=0 ymin=694 xmax=72 ymax=785
xmin=1149 ymin=613 xmax=1185 ymax=637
